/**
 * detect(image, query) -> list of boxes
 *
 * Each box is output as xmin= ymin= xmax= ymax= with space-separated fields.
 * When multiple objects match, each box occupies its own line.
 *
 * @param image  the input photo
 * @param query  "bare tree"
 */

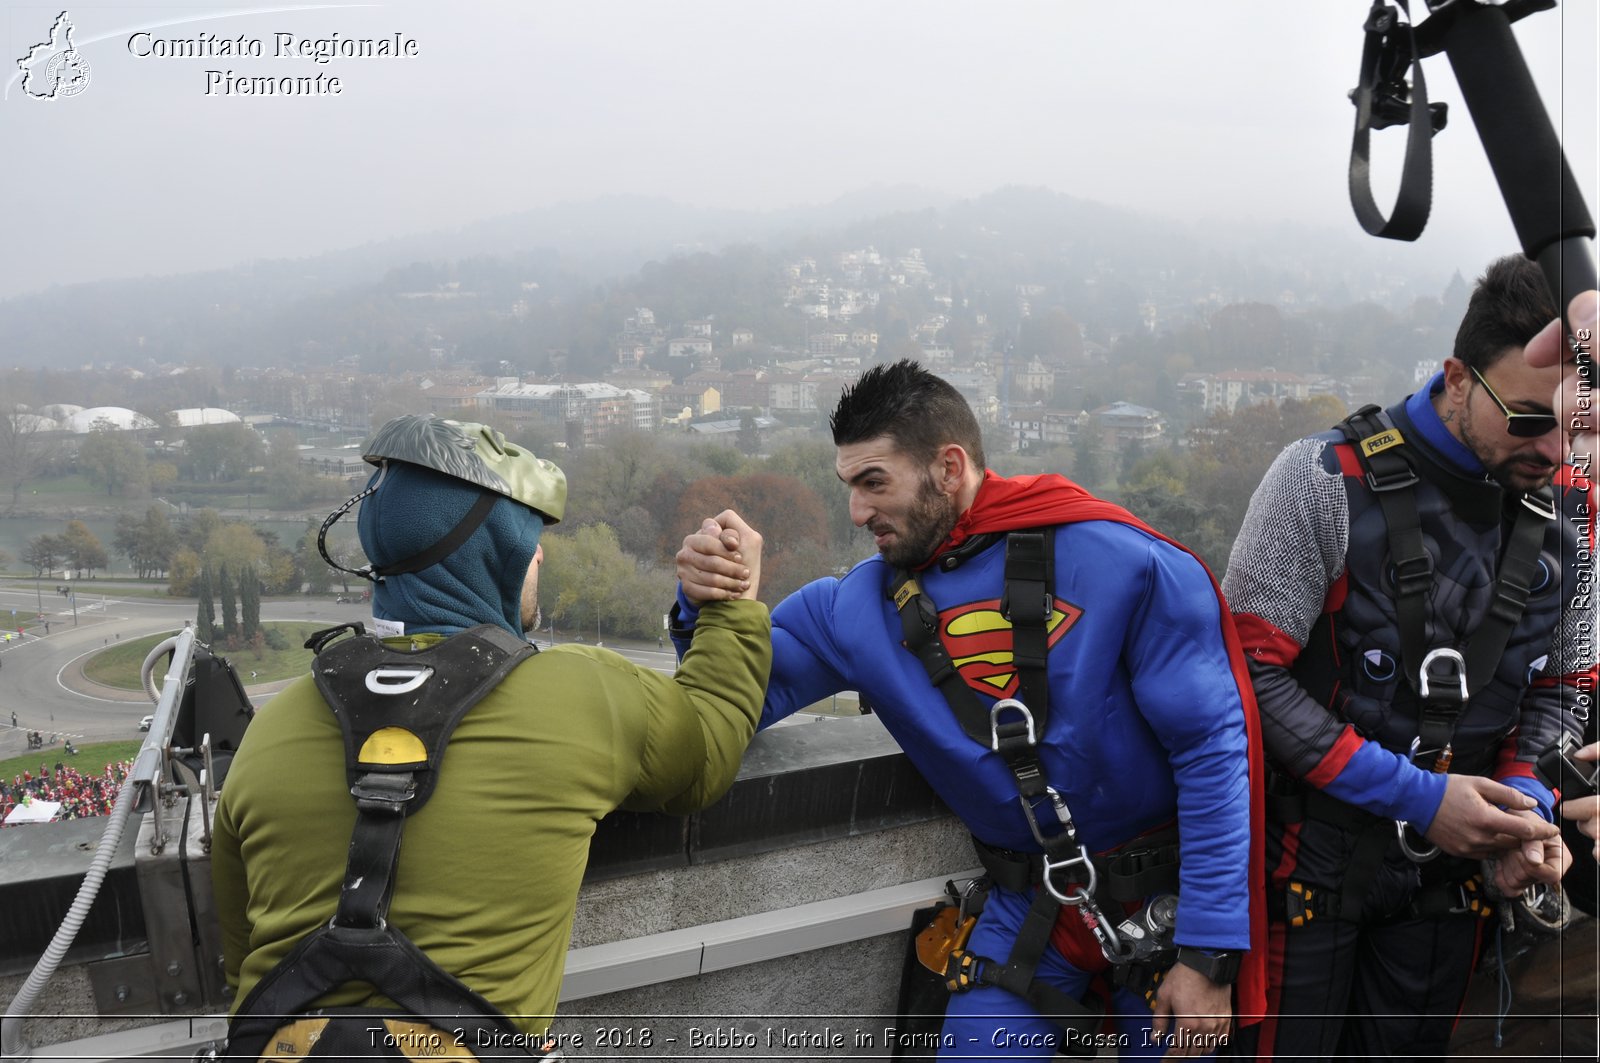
xmin=0 ymin=402 xmax=49 ymax=511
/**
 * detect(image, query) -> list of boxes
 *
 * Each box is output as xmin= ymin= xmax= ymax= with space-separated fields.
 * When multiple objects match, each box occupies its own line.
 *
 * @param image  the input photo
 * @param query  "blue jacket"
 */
xmin=680 ymin=514 xmax=1255 ymax=952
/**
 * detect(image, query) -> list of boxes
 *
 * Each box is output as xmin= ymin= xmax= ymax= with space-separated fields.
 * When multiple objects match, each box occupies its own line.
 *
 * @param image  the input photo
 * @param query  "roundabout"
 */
xmin=0 ymin=584 xmax=374 ymax=758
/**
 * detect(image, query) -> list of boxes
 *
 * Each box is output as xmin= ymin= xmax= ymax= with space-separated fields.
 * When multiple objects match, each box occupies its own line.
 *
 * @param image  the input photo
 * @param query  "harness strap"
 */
xmin=1347 ymin=0 xmax=1442 ymax=241
xmin=1273 ymin=873 xmax=1493 ymax=926
xmin=892 ymin=528 xmax=1122 ymax=1045
xmin=1002 ymin=531 xmax=1053 ymax=718
xmin=972 ymin=829 xmax=1182 ymax=908
xmin=227 ymin=927 xmax=544 ymax=1061
xmin=335 ymin=806 xmax=408 ymax=929
xmin=942 ymin=886 xmax=1106 ymax=1054
xmin=228 ymin=626 xmax=540 ymax=1059
xmin=1336 ymin=407 xmax=1555 ymax=760
xmin=891 ymin=575 xmax=992 ymax=748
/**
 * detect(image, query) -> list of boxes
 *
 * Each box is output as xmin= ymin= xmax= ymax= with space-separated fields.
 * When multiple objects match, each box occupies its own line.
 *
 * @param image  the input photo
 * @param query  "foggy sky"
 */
xmin=0 ymin=0 xmax=1594 ymax=301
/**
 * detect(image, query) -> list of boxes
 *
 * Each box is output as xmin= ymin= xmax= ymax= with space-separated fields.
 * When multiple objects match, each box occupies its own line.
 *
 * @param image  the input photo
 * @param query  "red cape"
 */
xmin=943 ymin=471 xmax=1268 ymax=1023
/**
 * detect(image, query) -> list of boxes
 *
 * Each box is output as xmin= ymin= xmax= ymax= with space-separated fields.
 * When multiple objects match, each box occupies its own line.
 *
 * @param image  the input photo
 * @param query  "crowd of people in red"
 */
xmin=0 ymin=760 xmax=134 ymax=825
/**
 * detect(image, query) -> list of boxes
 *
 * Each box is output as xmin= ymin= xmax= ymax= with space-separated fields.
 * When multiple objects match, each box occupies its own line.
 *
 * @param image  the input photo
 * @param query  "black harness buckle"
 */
xmin=350 ymin=772 xmax=416 ymax=816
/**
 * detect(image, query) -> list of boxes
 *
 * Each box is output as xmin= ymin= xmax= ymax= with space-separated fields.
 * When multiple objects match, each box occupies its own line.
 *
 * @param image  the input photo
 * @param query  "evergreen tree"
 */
xmin=218 ymin=565 xmax=238 ymax=642
xmin=196 ymin=566 xmax=216 ymax=643
xmin=737 ymin=414 xmax=761 ymax=456
xmin=240 ymin=565 xmax=261 ymax=642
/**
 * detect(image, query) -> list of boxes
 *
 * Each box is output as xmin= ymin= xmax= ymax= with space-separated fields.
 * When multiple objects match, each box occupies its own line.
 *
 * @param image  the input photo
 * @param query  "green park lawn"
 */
xmin=82 ymin=622 xmax=328 ymax=691
xmin=0 ymin=740 xmax=143 ymax=784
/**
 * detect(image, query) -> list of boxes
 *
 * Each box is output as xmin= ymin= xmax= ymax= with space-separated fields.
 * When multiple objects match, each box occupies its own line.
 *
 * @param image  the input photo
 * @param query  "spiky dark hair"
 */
xmin=1453 ymin=255 xmax=1557 ymax=371
xmin=830 ymin=359 xmax=986 ymax=469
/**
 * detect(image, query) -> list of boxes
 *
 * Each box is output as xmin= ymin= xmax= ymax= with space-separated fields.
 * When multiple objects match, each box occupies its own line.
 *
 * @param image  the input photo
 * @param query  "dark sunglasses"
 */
xmin=1469 ymin=366 xmax=1558 ymax=438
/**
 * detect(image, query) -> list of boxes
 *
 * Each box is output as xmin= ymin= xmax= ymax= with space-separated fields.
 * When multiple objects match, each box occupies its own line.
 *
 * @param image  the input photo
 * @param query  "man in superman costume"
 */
xmin=675 ymin=359 xmax=1265 ymax=1059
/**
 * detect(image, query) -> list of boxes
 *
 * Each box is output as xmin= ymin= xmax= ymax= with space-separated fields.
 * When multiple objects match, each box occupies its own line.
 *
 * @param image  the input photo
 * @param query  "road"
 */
xmin=0 ymin=586 xmax=681 ymax=761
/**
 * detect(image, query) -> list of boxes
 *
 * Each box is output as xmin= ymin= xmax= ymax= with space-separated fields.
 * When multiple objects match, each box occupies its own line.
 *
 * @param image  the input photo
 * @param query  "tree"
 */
xmin=195 ymin=564 xmax=215 ymax=642
xmin=115 ymin=508 xmax=181 ymax=579
xmin=0 ymin=405 xmax=48 ymax=509
xmin=764 ymin=437 xmax=853 ymax=549
xmin=543 ymin=524 xmax=624 ymax=642
xmin=737 ymin=414 xmax=761 ymax=456
xmin=168 ymin=547 xmax=202 ymax=598
xmin=239 ymin=565 xmax=261 ymax=642
xmin=180 ymin=509 xmax=226 ymax=554
xmin=671 ymin=472 xmax=829 ymax=605
xmin=1016 ymin=308 xmax=1084 ymax=363
xmin=263 ymin=430 xmax=321 ymax=507
xmin=217 ymin=566 xmax=238 ymax=641
xmin=297 ymin=519 xmax=334 ymax=594
xmin=1072 ymin=432 xmax=1105 ymax=492
xmin=182 ymin=423 xmax=262 ymax=483
xmin=261 ymin=546 xmax=299 ymax=595
xmin=204 ymin=522 xmax=268 ymax=577
xmin=77 ymin=424 xmax=150 ymax=497
xmin=22 ymin=533 xmax=65 ymax=577
xmin=60 ymin=520 xmax=109 ymax=577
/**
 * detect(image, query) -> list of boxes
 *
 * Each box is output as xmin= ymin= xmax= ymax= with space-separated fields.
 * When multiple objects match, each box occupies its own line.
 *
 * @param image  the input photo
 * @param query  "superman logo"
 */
xmin=938 ymin=596 xmax=1082 ymax=699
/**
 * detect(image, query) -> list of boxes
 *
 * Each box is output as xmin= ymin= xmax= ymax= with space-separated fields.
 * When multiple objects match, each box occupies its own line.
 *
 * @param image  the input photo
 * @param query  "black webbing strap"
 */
xmin=1340 ymin=405 xmax=1432 ymax=686
xmin=972 ymin=830 xmax=1181 ymax=908
xmin=1003 ymin=531 xmax=1054 ymax=717
xmin=226 ymin=926 xmax=547 ymax=1061
xmin=1348 ymin=0 xmax=1441 ymax=241
xmin=891 ymin=573 xmax=993 ymax=747
xmin=1336 ymin=408 xmax=1554 ymax=759
xmin=1460 ymin=488 xmax=1556 ymax=695
xmin=369 ymin=489 xmax=500 ymax=580
xmin=334 ymin=795 xmax=410 ymax=928
xmin=1271 ymin=870 xmax=1491 ymax=926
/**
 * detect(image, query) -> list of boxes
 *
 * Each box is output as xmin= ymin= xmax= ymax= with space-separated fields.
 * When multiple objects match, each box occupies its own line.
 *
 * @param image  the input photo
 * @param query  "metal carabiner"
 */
xmin=1041 ymin=846 xmax=1099 ymax=906
xmin=989 ymin=697 xmax=1036 ymax=751
xmin=1395 ymin=819 xmax=1441 ymax=862
xmin=1395 ymin=736 xmax=1443 ymax=862
xmin=1418 ymin=647 xmax=1468 ymax=702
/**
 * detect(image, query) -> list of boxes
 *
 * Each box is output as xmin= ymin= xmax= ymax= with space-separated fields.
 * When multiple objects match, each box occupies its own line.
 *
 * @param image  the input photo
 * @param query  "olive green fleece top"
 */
xmin=212 ymin=599 xmax=770 ymax=1034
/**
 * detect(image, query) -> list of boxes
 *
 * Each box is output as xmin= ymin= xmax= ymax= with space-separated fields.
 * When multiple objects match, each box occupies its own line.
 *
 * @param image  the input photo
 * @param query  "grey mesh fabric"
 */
xmin=1223 ymin=436 xmax=1349 ymax=648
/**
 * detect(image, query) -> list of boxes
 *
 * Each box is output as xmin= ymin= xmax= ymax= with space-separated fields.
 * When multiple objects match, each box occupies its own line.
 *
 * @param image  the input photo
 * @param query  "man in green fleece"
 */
xmin=212 ymin=415 xmax=769 ymax=1054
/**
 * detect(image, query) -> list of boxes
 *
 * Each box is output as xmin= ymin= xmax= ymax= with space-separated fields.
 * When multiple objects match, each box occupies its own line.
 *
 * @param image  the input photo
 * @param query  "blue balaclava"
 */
xmin=356 ymin=461 xmax=544 ymax=638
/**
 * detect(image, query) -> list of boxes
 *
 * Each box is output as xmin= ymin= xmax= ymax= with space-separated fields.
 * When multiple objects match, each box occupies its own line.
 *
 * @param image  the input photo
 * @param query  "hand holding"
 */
xmin=675 ymin=509 xmax=763 ymax=604
xmin=1422 ymin=775 xmax=1559 ymax=860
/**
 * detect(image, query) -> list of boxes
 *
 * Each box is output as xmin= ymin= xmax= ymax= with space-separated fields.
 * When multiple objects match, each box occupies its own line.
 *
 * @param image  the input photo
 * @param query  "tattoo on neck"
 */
xmin=1440 ymin=410 xmax=1455 ymax=424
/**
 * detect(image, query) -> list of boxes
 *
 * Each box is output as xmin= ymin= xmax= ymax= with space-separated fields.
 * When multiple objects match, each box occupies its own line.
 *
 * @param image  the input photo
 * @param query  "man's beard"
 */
xmin=1460 ymin=406 xmax=1558 ymax=493
xmin=873 ymin=474 xmax=960 ymax=568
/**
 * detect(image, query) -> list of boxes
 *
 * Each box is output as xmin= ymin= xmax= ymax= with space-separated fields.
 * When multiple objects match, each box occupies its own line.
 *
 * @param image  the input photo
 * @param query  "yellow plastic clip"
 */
xmin=1287 ymin=881 xmax=1315 ymax=927
xmin=942 ymin=950 xmax=979 ymax=993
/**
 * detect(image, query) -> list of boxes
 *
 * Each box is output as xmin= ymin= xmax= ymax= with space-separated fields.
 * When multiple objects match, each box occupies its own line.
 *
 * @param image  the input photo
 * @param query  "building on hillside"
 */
xmin=299 ymin=446 xmax=368 ymax=478
xmin=476 ymin=382 xmax=658 ymax=444
xmin=1088 ymin=401 xmax=1164 ymax=447
xmin=1182 ymin=368 xmax=1313 ymax=414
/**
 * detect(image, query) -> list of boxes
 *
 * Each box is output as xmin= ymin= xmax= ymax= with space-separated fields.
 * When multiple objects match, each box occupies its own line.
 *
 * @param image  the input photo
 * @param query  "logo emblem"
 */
xmin=1360 ymin=429 xmax=1404 ymax=457
xmin=17 ymin=11 xmax=91 ymax=101
xmin=937 ymin=597 xmax=1082 ymax=699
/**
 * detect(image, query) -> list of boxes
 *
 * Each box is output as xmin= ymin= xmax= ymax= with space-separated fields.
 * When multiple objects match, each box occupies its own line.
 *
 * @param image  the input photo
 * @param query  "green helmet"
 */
xmin=362 ymin=415 xmax=566 ymax=523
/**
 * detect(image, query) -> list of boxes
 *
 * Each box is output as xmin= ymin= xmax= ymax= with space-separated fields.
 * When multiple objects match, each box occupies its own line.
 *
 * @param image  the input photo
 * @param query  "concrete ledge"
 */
xmin=561 ymin=869 xmax=981 ymax=1001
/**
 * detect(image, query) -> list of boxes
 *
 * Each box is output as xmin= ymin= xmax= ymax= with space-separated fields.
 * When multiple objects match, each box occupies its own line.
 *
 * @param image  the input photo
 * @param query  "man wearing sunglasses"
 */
xmin=1221 ymin=254 xmax=1589 ymax=1061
